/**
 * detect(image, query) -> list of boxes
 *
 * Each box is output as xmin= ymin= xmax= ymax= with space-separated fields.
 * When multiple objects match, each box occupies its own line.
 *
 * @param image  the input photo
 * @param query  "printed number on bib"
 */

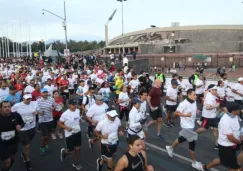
xmin=108 ymin=132 xmax=118 ymax=145
xmin=23 ymin=115 xmax=34 ymax=124
xmin=64 ymin=90 xmax=69 ymax=93
xmin=72 ymin=125 xmax=81 ymax=134
xmin=56 ymin=105 xmax=63 ymax=111
xmin=1 ymin=131 xmax=15 ymax=141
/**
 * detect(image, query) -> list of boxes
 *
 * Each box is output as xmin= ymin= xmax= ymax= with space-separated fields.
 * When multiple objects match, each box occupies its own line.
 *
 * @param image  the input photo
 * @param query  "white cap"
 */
xmin=208 ymin=86 xmax=217 ymax=91
xmin=107 ymin=110 xmax=118 ymax=117
xmin=238 ymin=77 xmax=243 ymax=82
xmin=23 ymin=94 xmax=32 ymax=99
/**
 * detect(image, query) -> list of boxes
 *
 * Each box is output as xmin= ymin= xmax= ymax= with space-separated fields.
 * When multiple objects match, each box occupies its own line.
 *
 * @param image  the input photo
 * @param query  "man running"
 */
xmin=59 ymin=99 xmax=82 ymax=170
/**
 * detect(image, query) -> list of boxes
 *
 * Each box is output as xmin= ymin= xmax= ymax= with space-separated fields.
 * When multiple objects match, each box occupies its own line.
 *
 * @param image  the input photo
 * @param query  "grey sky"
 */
xmin=0 ymin=0 xmax=243 ymax=42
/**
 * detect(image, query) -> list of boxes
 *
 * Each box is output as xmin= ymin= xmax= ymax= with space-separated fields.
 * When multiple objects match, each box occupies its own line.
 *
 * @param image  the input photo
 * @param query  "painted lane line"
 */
xmin=145 ymin=142 xmax=220 ymax=171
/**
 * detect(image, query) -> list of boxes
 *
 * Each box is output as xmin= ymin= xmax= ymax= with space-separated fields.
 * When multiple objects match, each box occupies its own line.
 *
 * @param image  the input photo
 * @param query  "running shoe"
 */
xmin=214 ymin=145 xmax=219 ymax=150
xmin=156 ymin=135 xmax=164 ymax=140
xmin=52 ymin=133 xmax=57 ymax=140
xmin=191 ymin=161 xmax=203 ymax=170
xmin=72 ymin=162 xmax=83 ymax=170
xmin=40 ymin=147 xmax=47 ymax=156
xmin=96 ymin=158 xmax=103 ymax=171
xmin=25 ymin=161 xmax=31 ymax=171
xmin=163 ymin=122 xmax=170 ymax=128
xmin=168 ymin=121 xmax=176 ymax=127
xmin=58 ymin=133 xmax=63 ymax=139
xmin=166 ymin=146 xmax=173 ymax=158
xmin=60 ymin=148 xmax=66 ymax=162
xmin=88 ymin=139 xmax=94 ymax=150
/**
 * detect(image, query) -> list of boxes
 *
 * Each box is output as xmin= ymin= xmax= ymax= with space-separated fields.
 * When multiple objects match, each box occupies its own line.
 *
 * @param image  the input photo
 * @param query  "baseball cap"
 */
xmin=96 ymin=95 xmax=103 ymax=101
xmin=23 ymin=94 xmax=32 ymax=99
xmin=41 ymin=88 xmax=48 ymax=93
xmin=226 ymin=102 xmax=243 ymax=113
xmin=132 ymin=98 xmax=142 ymax=104
xmin=238 ymin=77 xmax=243 ymax=82
xmin=107 ymin=110 xmax=118 ymax=117
xmin=68 ymin=99 xmax=77 ymax=105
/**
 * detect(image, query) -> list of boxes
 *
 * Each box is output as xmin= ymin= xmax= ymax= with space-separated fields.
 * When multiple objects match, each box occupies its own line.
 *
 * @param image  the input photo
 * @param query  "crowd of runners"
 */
xmin=0 ymin=55 xmax=243 ymax=171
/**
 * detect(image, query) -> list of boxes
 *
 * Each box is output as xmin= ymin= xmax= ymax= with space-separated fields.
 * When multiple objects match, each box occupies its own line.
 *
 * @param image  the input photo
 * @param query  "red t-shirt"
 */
xmin=59 ymin=79 xmax=69 ymax=87
xmin=53 ymin=97 xmax=63 ymax=117
xmin=149 ymin=87 xmax=162 ymax=107
xmin=15 ymin=84 xmax=24 ymax=91
xmin=31 ymin=90 xmax=41 ymax=101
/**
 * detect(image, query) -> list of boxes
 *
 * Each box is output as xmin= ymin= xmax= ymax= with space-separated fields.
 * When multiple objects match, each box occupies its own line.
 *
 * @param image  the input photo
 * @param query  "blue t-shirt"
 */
xmin=109 ymin=75 xmax=114 ymax=83
xmin=5 ymin=92 xmax=21 ymax=105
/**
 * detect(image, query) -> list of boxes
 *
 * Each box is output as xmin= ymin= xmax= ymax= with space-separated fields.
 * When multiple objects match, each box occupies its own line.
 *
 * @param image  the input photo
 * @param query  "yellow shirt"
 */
xmin=115 ymin=78 xmax=124 ymax=95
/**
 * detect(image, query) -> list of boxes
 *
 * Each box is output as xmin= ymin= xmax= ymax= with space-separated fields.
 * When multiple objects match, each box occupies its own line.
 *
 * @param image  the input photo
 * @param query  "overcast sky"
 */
xmin=0 ymin=0 xmax=243 ymax=42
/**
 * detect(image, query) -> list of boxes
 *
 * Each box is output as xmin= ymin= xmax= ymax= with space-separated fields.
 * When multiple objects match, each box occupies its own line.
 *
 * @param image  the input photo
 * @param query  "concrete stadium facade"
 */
xmin=105 ymin=25 xmax=243 ymax=54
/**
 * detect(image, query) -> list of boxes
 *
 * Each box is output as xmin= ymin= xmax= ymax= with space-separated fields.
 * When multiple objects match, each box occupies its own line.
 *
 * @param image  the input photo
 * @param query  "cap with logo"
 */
xmin=41 ymin=88 xmax=48 ymax=93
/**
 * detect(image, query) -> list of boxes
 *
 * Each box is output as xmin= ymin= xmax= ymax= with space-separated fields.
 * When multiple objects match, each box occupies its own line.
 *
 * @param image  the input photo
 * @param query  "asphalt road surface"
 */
xmin=1 ymin=117 xmax=229 ymax=171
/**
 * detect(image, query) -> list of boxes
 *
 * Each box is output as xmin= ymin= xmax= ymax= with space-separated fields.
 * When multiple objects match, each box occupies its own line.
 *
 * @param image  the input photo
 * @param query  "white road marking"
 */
xmin=145 ymin=142 xmax=220 ymax=171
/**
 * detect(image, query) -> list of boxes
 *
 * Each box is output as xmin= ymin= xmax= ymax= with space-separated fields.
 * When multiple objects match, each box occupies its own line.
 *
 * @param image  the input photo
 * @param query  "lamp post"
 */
xmin=117 ymin=0 xmax=127 ymax=54
xmin=105 ymin=9 xmax=117 ymax=46
xmin=42 ymin=0 xmax=68 ymax=50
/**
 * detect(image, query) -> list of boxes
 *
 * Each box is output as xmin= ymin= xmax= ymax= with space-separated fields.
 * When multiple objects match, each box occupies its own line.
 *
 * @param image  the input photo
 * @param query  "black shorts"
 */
xmin=101 ymin=144 xmax=117 ymax=159
xmin=66 ymin=132 xmax=82 ymax=152
xmin=150 ymin=105 xmax=162 ymax=120
xmin=166 ymin=105 xmax=177 ymax=113
xmin=69 ymin=89 xmax=74 ymax=94
xmin=0 ymin=143 xmax=18 ymax=161
xmin=201 ymin=117 xmax=218 ymax=129
xmin=19 ymin=128 xmax=36 ymax=146
xmin=39 ymin=121 xmax=53 ymax=136
xmin=218 ymin=144 xmax=240 ymax=169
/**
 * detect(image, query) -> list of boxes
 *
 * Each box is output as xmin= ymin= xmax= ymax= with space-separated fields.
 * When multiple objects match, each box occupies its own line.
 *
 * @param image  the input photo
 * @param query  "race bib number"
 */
xmin=64 ymin=89 xmax=69 ymax=93
xmin=1 ymin=131 xmax=15 ymax=141
xmin=23 ymin=115 xmax=34 ymax=124
xmin=72 ymin=125 xmax=81 ymax=134
xmin=137 ymin=131 xmax=145 ymax=139
xmin=108 ymin=132 xmax=118 ymax=145
xmin=56 ymin=105 xmax=63 ymax=111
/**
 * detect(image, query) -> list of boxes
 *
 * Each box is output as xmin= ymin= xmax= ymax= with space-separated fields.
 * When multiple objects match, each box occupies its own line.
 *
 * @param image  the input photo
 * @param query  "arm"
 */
xmin=58 ymin=120 xmax=72 ymax=132
xmin=227 ymin=134 xmax=242 ymax=145
xmin=232 ymin=89 xmax=243 ymax=97
xmin=165 ymin=96 xmax=176 ymax=102
xmin=114 ymin=156 xmax=128 ymax=171
xmin=129 ymin=112 xmax=141 ymax=127
xmin=147 ymin=96 xmax=152 ymax=107
xmin=174 ymin=110 xmax=191 ymax=117
xmin=141 ymin=151 xmax=154 ymax=171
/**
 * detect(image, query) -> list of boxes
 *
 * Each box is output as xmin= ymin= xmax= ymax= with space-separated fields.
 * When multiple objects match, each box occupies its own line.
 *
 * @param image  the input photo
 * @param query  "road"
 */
xmin=4 ymin=117 xmax=228 ymax=171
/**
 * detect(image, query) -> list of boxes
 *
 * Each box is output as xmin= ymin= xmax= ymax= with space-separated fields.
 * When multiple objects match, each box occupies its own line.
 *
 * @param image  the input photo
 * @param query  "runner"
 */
xmin=0 ymin=101 xmax=24 ymax=171
xmin=118 ymin=85 xmax=130 ymax=130
xmin=196 ymin=84 xmax=220 ymax=150
xmin=95 ymin=109 xmax=124 ymax=171
xmin=231 ymin=77 xmax=243 ymax=105
xmin=146 ymin=79 xmax=164 ymax=140
xmin=59 ymin=99 xmax=82 ymax=170
xmin=202 ymin=102 xmax=243 ymax=171
xmin=166 ymin=89 xmax=203 ymax=170
xmin=37 ymin=88 xmax=55 ymax=156
xmin=86 ymin=95 xmax=109 ymax=150
xmin=114 ymin=134 xmax=154 ymax=171
xmin=11 ymin=94 xmax=38 ymax=171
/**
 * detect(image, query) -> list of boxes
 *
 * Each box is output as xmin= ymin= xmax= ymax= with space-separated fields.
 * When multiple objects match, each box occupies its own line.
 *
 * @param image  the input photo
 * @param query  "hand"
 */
xmin=102 ymin=134 xmax=108 ymax=139
xmin=215 ymin=103 xmax=220 ymax=108
xmin=185 ymin=112 xmax=192 ymax=117
xmin=33 ymin=112 xmax=38 ymax=115
xmin=66 ymin=127 xmax=72 ymax=132
xmin=119 ymin=131 xmax=124 ymax=136
xmin=16 ymin=125 xmax=21 ymax=131
xmin=147 ymin=165 xmax=154 ymax=171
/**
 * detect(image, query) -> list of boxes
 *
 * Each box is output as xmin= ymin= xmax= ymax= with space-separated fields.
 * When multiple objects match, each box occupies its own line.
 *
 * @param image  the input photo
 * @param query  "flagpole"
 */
xmin=7 ymin=26 xmax=9 ymax=57
xmin=0 ymin=28 xmax=2 ymax=57
xmin=12 ymin=24 xmax=15 ymax=57
xmin=29 ymin=25 xmax=32 ymax=57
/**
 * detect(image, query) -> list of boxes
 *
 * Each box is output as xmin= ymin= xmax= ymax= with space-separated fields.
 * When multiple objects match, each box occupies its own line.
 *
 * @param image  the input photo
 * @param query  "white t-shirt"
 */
xmin=139 ymin=100 xmax=147 ymax=119
xmin=119 ymin=92 xmax=130 ymax=106
xmin=0 ymin=88 xmax=9 ymax=101
xmin=25 ymin=75 xmax=34 ymax=83
xmin=12 ymin=101 xmax=38 ymax=131
xmin=128 ymin=106 xmax=144 ymax=137
xmin=195 ymin=79 xmax=204 ymax=95
xmin=90 ymin=74 xmax=97 ymax=81
xmin=123 ymin=57 xmax=128 ymax=66
xmin=82 ymin=95 xmax=96 ymax=110
xmin=95 ymin=117 xmax=121 ymax=145
xmin=24 ymin=85 xmax=35 ymax=94
xmin=218 ymin=114 xmax=240 ymax=146
xmin=222 ymin=79 xmax=230 ymax=90
xmin=176 ymin=99 xmax=197 ymax=129
xmin=44 ymin=84 xmax=56 ymax=96
xmin=86 ymin=103 xmax=109 ymax=123
xmin=166 ymin=86 xmax=178 ymax=106
xmin=217 ymin=86 xmax=225 ymax=99
xmin=129 ymin=79 xmax=140 ymax=93
xmin=232 ymin=83 xmax=243 ymax=101
xmin=59 ymin=109 xmax=81 ymax=138
xmin=68 ymin=77 xmax=76 ymax=89
xmin=202 ymin=92 xmax=217 ymax=118
xmin=226 ymin=88 xmax=235 ymax=102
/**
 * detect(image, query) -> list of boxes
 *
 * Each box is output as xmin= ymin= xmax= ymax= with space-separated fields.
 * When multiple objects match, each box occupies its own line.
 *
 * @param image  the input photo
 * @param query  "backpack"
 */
xmin=85 ymin=95 xmax=96 ymax=106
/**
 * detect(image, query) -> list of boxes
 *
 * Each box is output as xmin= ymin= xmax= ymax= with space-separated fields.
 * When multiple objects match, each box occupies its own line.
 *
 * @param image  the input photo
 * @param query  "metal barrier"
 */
xmin=114 ymin=58 xmax=149 ymax=73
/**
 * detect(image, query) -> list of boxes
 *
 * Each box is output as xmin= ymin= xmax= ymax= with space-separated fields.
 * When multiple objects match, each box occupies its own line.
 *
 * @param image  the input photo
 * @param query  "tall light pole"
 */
xmin=105 ymin=9 xmax=117 ymax=46
xmin=117 ymin=0 xmax=127 ymax=54
xmin=42 ymin=0 xmax=68 ymax=50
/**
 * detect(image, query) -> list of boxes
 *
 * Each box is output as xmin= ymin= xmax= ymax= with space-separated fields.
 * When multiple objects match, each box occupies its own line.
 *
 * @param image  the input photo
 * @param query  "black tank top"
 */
xmin=123 ymin=152 xmax=145 ymax=171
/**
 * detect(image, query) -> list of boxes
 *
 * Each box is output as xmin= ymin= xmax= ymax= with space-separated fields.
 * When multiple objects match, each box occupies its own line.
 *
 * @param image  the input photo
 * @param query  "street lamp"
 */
xmin=42 ymin=0 xmax=68 ymax=50
xmin=105 ymin=9 xmax=117 ymax=46
xmin=117 ymin=0 xmax=127 ymax=54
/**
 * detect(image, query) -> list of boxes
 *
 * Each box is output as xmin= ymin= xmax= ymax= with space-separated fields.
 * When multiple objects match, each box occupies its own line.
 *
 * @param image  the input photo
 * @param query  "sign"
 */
xmin=64 ymin=49 xmax=70 ymax=56
xmin=229 ymin=57 xmax=233 ymax=62
xmin=205 ymin=57 xmax=211 ymax=62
